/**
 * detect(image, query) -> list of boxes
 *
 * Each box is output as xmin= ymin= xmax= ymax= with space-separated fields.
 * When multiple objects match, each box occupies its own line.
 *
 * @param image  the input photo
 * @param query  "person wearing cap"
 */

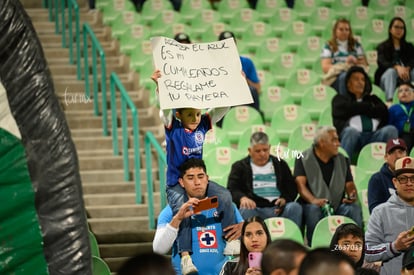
xmin=332 ymin=66 xmax=398 ymax=163
xmin=388 ymin=81 xmax=414 ymax=153
xmin=368 ymin=138 xmax=408 ymax=213
xmin=402 ymin=246 xmax=414 ymax=274
xmin=217 ymin=31 xmax=262 ymax=119
xmin=365 ymin=156 xmax=414 ymax=275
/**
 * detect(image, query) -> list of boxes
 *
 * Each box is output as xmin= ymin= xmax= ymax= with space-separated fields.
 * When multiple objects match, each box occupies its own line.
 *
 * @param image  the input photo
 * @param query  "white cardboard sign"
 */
xmin=151 ymin=36 xmax=253 ymax=110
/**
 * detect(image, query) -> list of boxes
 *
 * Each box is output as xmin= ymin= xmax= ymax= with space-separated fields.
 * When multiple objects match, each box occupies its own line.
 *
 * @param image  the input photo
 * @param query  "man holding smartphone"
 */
xmin=365 ymin=156 xmax=414 ymax=274
xmin=153 ymin=158 xmax=244 ymax=275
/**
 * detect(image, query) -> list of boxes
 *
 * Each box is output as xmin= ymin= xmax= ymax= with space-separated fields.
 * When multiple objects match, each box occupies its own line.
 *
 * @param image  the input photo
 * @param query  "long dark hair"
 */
xmin=328 ymin=18 xmax=357 ymax=53
xmin=232 ymin=216 xmax=272 ymax=274
xmin=387 ymin=16 xmax=407 ymax=42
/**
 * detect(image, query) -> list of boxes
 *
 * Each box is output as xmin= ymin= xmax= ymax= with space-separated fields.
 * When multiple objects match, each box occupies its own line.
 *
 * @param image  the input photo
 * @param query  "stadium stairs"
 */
xmin=22 ymin=0 xmax=165 ymax=272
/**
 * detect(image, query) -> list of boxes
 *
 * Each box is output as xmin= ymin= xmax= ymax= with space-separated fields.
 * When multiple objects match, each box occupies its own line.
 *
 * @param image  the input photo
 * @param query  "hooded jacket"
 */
xmin=365 ymin=193 xmax=414 ymax=275
xmin=367 ymin=163 xmax=396 ymax=213
xmin=332 ymin=66 xmax=389 ymax=135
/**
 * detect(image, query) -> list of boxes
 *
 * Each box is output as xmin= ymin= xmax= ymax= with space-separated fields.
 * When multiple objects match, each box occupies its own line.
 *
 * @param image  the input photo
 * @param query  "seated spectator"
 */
xmin=330 ymin=223 xmax=381 ymax=273
xmin=365 ymin=156 xmax=414 ymax=274
xmin=388 ymin=81 xmax=414 ymax=153
xmin=261 ymin=239 xmax=308 ymax=275
xmin=374 ymin=17 xmax=414 ymax=104
xmin=298 ymin=247 xmax=356 ymax=275
xmin=332 ymin=66 xmax=398 ymax=162
xmin=294 ymin=126 xmax=362 ymax=246
xmin=368 ymin=138 xmax=407 ymax=213
xmin=117 ymin=252 xmax=175 ymax=275
xmin=401 ymin=245 xmax=414 ymax=274
xmin=227 ymin=132 xmax=302 ymax=228
xmin=220 ymin=216 xmax=271 ymax=275
xmin=321 ymin=18 xmax=368 ymax=95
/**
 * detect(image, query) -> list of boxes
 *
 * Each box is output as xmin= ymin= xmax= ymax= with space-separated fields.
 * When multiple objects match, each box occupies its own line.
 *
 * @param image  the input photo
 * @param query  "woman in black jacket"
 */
xmin=374 ymin=17 xmax=414 ymax=104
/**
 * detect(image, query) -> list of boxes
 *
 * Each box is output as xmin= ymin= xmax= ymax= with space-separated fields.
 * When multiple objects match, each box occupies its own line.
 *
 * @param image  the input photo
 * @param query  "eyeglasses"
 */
xmin=393 ymin=25 xmax=405 ymax=30
xmin=398 ymin=88 xmax=413 ymax=93
xmin=396 ymin=176 xmax=414 ymax=184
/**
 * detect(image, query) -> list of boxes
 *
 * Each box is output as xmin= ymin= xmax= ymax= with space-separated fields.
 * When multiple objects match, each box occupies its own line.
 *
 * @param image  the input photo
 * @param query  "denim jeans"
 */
xmin=239 ymin=201 xmax=303 ymax=229
xmin=380 ymin=67 xmax=414 ymax=101
xmin=340 ymin=125 xmax=398 ymax=162
xmin=303 ymin=202 xmax=363 ymax=246
xmin=166 ymin=182 xmax=235 ymax=253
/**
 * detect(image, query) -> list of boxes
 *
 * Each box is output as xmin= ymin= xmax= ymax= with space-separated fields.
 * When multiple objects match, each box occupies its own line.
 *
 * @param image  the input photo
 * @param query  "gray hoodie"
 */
xmin=365 ymin=193 xmax=414 ymax=274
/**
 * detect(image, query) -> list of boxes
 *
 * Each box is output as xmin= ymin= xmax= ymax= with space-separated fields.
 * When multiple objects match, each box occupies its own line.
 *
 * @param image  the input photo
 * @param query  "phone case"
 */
xmin=193 ymin=196 xmax=219 ymax=213
xmin=248 ymin=252 xmax=262 ymax=268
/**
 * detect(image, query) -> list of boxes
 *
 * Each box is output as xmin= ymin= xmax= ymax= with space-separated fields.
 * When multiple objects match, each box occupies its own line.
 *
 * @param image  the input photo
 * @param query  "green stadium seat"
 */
xmin=265 ymin=217 xmax=304 ymax=244
xmin=256 ymin=0 xmax=287 ymax=23
xmin=297 ymin=36 xmax=323 ymax=69
xmin=301 ymin=84 xmax=337 ymax=120
xmin=356 ymin=142 xmax=386 ymax=174
xmin=241 ymin=21 xmax=274 ymax=52
xmin=293 ymin=0 xmax=324 ymax=21
xmin=221 ymin=106 xmax=264 ymax=144
xmin=229 ymin=8 xmax=260 ymax=39
xmin=307 ymin=7 xmax=337 ymax=37
xmin=150 ymin=10 xmax=184 ymax=36
xmin=384 ymin=5 xmax=412 ymax=23
xmin=311 ymin=215 xmax=356 ymax=248
xmin=119 ymin=23 xmax=150 ymax=56
xmin=89 ymin=231 xmax=100 ymax=257
xmin=371 ymin=84 xmax=386 ymax=103
xmin=216 ymin=0 xmax=250 ymax=24
xmin=237 ymin=125 xmax=281 ymax=153
xmin=317 ymin=105 xmax=333 ymax=126
xmin=199 ymin=22 xmax=230 ymax=42
xmin=92 ymin=256 xmax=111 ymax=275
xmin=287 ymin=123 xmax=317 ymax=153
xmin=255 ymin=37 xmax=289 ymax=71
xmin=129 ymin=40 xmax=153 ymax=73
xmin=259 ymin=85 xmax=295 ymax=123
xmin=285 ymin=68 xmax=322 ymax=103
xmin=269 ymin=52 xmax=303 ymax=86
xmin=203 ymin=146 xmax=245 ymax=184
xmin=361 ymin=18 xmax=388 ymax=46
xmin=141 ymin=0 xmax=174 ymax=26
xmin=110 ymin=10 xmax=140 ymax=39
xmin=281 ymin=20 xmax=314 ymax=52
xmin=180 ymin=0 xmax=212 ymax=24
xmin=365 ymin=49 xmax=378 ymax=83
xmin=270 ymin=104 xmax=313 ymax=142
xmin=203 ymin=126 xmax=231 ymax=155
xmin=331 ymin=0 xmax=361 ymax=17
xmin=349 ymin=6 xmax=376 ymax=36
xmin=190 ymin=9 xmax=223 ymax=41
xmin=268 ymin=7 xmax=299 ymax=37
xmin=367 ymin=0 xmax=399 ymax=19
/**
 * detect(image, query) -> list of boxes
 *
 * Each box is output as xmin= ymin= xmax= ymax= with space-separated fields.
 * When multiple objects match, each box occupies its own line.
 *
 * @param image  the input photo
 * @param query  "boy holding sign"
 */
xmin=151 ymin=69 xmax=240 ymax=275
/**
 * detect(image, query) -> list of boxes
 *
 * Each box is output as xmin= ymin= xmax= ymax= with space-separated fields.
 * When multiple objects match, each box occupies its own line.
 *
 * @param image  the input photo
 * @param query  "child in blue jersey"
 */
xmin=151 ymin=70 xmax=238 ymax=275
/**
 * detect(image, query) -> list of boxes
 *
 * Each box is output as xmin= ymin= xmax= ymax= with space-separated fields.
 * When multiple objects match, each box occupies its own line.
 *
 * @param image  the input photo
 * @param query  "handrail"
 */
xmin=144 ymin=131 xmax=167 ymax=229
xmin=67 ymin=0 xmax=81 ymax=79
xmin=110 ymin=72 xmax=142 ymax=204
xmin=83 ymin=23 xmax=109 ymax=136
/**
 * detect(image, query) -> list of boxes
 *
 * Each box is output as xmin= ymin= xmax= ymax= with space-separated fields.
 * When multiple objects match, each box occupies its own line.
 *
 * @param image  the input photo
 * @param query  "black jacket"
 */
xmin=332 ymin=66 xmax=388 ymax=135
xmin=374 ymin=39 xmax=414 ymax=86
xmin=227 ymin=155 xmax=298 ymax=208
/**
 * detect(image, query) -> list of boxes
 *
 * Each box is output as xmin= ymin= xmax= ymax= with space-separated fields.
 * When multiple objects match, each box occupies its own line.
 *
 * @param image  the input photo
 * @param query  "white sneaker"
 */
xmin=223 ymin=239 xmax=241 ymax=256
xmin=181 ymin=255 xmax=198 ymax=275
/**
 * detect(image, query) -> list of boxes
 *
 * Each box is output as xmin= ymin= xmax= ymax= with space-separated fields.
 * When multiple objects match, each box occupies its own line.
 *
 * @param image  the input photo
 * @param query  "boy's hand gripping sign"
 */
xmin=151 ymin=37 xmax=253 ymax=110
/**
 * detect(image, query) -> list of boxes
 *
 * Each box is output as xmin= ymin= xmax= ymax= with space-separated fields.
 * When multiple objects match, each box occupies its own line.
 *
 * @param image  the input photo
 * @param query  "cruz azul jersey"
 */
xmin=165 ymin=114 xmax=211 ymax=187
xmin=172 ymin=207 xmax=227 ymax=275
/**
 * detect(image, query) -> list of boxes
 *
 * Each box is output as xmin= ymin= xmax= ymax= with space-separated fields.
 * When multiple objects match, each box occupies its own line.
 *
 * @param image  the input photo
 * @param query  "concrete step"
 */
xmin=83 ymin=192 xmax=161 ymax=206
xmin=82 ymin=181 xmax=135 ymax=194
xmin=87 ymin=204 xmax=150 ymax=218
xmin=52 ymin=72 xmax=136 ymax=90
xmin=88 ymin=217 xmax=150 ymax=235
xmin=80 ymin=168 xmax=154 ymax=183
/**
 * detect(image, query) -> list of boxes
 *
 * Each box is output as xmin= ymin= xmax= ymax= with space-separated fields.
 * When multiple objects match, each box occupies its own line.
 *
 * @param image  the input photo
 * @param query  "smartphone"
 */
xmin=193 ymin=196 xmax=219 ymax=213
xmin=408 ymin=225 xmax=414 ymax=236
xmin=248 ymin=252 xmax=263 ymax=268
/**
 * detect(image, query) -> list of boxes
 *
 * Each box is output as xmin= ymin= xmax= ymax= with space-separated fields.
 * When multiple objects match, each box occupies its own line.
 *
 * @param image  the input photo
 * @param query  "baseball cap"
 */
xmin=174 ymin=33 xmax=191 ymax=43
xmin=402 ymin=246 xmax=414 ymax=270
xmin=394 ymin=157 xmax=414 ymax=176
xmin=386 ymin=138 xmax=407 ymax=154
xmin=218 ymin=31 xmax=235 ymax=41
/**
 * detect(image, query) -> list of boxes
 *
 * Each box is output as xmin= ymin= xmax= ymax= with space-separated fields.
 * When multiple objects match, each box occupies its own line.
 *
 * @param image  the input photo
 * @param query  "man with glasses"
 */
xmin=365 ymin=156 xmax=414 ymax=274
xmin=368 ymin=138 xmax=408 ymax=213
xmin=389 ymin=81 xmax=414 ymax=153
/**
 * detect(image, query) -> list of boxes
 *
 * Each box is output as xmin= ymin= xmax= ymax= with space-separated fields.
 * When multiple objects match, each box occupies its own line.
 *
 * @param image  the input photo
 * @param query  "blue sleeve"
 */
xmin=240 ymin=56 xmax=259 ymax=84
xmin=233 ymin=203 xmax=244 ymax=223
xmin=157 ymin=206 xmax=173 ymax=227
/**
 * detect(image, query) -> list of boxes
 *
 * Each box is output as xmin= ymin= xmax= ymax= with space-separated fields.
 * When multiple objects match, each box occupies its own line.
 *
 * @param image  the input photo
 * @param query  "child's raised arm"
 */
xmin=151 ymin=69 xmax=173 ymax=128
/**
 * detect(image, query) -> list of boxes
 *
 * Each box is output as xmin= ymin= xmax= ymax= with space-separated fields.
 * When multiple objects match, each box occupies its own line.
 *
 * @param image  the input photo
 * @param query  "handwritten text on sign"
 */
xmin=151 ymin=36 xmax=253 ymax=109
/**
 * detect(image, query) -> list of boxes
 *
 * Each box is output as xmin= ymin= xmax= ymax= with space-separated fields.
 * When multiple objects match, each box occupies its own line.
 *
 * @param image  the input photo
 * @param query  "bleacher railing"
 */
xmin=83 ymin=23 xmax=109 ymax=136
xmin=68 ymin=0 xmax=82 ymax=80
xmin=109 ymin=72 xmax=142 ymax=204
xmin=144 ymin=131 xmax=167 ymax=229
